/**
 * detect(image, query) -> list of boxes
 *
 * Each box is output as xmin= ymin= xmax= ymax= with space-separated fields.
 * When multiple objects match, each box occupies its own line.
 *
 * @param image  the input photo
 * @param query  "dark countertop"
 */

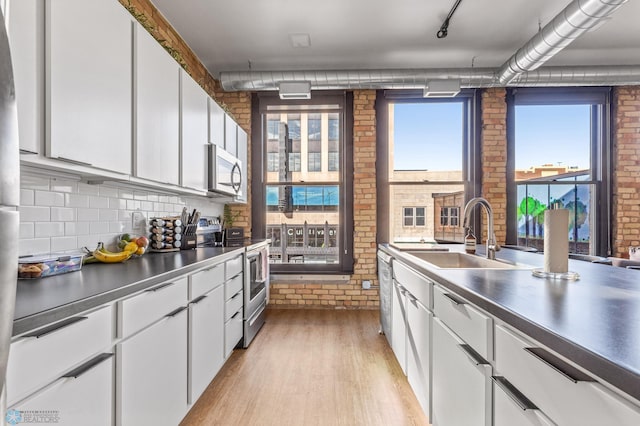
xmin=381 ymin=243 xmax=640 ymax=404
xmin=12 ymin=246 xmax=251 ymax=337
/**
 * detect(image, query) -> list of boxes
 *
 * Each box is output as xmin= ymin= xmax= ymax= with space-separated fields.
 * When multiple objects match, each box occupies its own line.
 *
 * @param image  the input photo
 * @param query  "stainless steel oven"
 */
xmin=243 ymin=242 xmax=269 ymax=347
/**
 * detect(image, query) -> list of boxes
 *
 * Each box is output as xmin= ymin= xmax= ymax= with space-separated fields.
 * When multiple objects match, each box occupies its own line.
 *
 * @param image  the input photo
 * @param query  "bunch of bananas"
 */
xmin=83 ymin=234 xmax=150 ymax=264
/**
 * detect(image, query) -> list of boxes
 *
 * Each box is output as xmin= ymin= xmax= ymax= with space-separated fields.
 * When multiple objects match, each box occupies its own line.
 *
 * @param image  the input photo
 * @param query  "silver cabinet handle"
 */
xmin=458 ymin=344 xmax=489 ymax=366
xmin=524 ymin=347 xmax=594 ymax=383
xmin=62 ymin=353 xmax=113 ymax=379
xmin=24 ymin=316 xmax=88 ymax=339
xmin=190 ymin=295 xmax=207 ymax=305
xmin=165 ymin=306 xmax=188 ymax=318
xmin=145 ymin=282 xmax=173 ymax=292
xmin=56 ymin=156 xmax=92 ymax=167
xmin=492 ymin=376 xmax=538 ymax=411
xmin=443 ymin=292 xmax=466 ymax=305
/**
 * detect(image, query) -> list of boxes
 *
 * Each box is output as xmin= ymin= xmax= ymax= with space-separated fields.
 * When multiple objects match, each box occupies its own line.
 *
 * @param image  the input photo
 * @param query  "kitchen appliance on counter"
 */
xmin=208 ymin=144 xmax=242 ymax=197
xmin=0 ymin=7 xmax=20 ymax=418
xmin=195 ymin=216 xmax=223 ymax=247
xmin=243 ymin=242 xmax=269 ymax=348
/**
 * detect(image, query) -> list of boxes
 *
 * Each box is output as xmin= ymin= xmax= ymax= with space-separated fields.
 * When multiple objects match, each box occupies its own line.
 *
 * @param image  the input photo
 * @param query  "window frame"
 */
xmin=252 ymin=92 xmax=354 ymax=274
xmin=505 ymin=87 xmax=612 ymax=256
xmin=375 ymin=89 xmax=482 ymax=244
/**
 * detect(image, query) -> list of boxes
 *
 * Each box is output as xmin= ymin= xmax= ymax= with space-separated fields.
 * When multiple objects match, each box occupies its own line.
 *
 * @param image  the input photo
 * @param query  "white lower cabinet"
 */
xmin=10 ymin=353 xmax=114 ymax=426
xmin=189 ymin=284 xmax=225 ymax=403
xmin=493 ymin=376 xmax=556 ymax=426
xmin=391 ymin=281 xmax=407 ymax=374
xmin=432 ymin=318 xmax=492 ymax=426
xmin=117 ymin=308 xmax=188 ymax=426
xmin=406 ymin=295 xmax=431 ymax=418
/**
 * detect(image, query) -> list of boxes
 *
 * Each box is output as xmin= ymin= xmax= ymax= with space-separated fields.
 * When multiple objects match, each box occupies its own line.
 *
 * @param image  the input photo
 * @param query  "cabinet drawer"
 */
xmin=495 ymin=324 xmax=640 ymax=426
xmin=225 ymin=311 xmax=243 ymax=357
xmin=9 ymin=353 xmax=114 ymax=426
xmin=118 ymin=277 xmax=188 ymax=338
xmin=7 ymin=304 xmax=113 ymax=403
xmin=493 ymin=376 xmax=555 ymax=426
xmin=225 ymin=255 xmax=243 ymax=280
xmin=225 ymin=290 xmax=243 ymax=322
xmin=393 ymin=261 xmax=432 ymax=309
xmin=433 ymin=285 xmax=492 ymax=360
xmin=190 ymin=263 xmax=224 ymax=299
xmin=225 ymin=273 xmax=243 ymax=300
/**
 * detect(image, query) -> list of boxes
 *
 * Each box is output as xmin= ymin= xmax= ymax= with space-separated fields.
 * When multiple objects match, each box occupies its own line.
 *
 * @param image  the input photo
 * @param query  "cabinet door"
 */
xmin=189 ymin=285 xmax=224 ymax=404
xmin=391 ymin=281 xmax=407 ymax=375
xmin=432 ymin=318 xmax=492 ymax=426
xmin=117 ymin=308 xmax=188 ymax=426
xmin=10 ymin=354 xmax=113 ymax=426
xmin=234 ymin=126 xmax=248 ymax=203
xmin=208 ymin=98 xmax=225 ymax=148
xmin=180 ymin=70 xmax=208 ymax=191
xmin=406 ymin=295 xmax=431 ymax=418
xmin=135 ymin=24 xmax=179 ymax=185
xmin=5 ymin=0 xmax=43 ymax=154
xmin=47 ymin=0 xmax=132 ymax=173
xmin=224 ymin=114 xmax=237 ymax=156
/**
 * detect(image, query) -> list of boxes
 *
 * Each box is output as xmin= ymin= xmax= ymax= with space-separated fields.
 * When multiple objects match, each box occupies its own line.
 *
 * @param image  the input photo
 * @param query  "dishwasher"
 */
xmin=377 ymin=250 xmax=393 ymax=346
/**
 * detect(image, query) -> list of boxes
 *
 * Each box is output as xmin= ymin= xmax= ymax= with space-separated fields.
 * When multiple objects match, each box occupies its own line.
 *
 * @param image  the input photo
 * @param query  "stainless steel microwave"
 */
xmin=208 ymin=144 xmax=242 ymax=197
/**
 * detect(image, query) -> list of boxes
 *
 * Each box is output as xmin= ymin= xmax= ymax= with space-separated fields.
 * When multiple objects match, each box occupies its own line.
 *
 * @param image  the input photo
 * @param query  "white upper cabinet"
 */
xmin=4 ymin=0 xmax=44 ymax=154
xmin=208 ymin=98 xmax=225 ymax=148
xmin=235 ymin=126 xmax=247 ymax=203
xmin=224 ymin=114 xmax=238 ymax=156
xmin=46 ymin=0 xmax=132 ymax=174
xmin=134 ymin=24 xmax=180 ymax=186
xmin=180 ymin=70 xmax=208 ymax=191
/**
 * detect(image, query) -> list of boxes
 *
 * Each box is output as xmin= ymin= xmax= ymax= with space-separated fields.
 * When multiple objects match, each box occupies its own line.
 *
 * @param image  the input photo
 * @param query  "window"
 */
xmin=507 ymin=88 xmax=611 ymax=255
xmin=253 ymin=93 xmax=354 ymax=273
xmin=328 ymin=114 xmax=340 ymax=171
xmin=377 ymin=91 xmax=479 ymax=244
xmin=404 ymin=207 xmax=414 ymax=227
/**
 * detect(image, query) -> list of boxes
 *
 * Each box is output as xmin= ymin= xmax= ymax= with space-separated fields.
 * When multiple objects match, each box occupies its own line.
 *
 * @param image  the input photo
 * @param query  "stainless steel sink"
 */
xmin=405 ymin=251 xmax=530 ymax=270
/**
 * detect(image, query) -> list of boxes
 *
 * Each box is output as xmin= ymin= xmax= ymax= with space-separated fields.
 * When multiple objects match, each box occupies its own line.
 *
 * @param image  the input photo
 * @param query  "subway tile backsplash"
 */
xmin=18 ymin=172 xmax=224 ymax=257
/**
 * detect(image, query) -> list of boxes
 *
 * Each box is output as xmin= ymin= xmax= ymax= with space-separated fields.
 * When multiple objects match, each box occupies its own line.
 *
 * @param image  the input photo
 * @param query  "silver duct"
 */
xmin=497 ymin=0 xmax=629 ymax=85
xmin=219 ymin=65 xmax=640 ymax=92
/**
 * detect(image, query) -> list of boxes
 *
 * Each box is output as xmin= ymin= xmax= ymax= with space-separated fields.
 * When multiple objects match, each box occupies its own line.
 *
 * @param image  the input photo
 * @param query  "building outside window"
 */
xmin=378 ymin=92 xmax=478 ymax=244
xmin=253 ymin=93 xmax=354 ymax=273
xmin=328 ymin=113 xmax=340 ymax=171
xmin=507 ymin=88 xmax=611 ymax=255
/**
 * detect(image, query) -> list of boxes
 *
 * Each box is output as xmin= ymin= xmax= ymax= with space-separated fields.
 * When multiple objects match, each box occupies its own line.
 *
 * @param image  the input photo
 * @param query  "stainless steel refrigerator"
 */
xmin=0 ymin=5 xmax=20 ymax=419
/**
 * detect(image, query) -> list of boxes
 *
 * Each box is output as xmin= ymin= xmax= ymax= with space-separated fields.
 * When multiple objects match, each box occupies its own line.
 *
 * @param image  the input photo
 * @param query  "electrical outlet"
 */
xmin=362 ymin=280 xmax=371 ymax=289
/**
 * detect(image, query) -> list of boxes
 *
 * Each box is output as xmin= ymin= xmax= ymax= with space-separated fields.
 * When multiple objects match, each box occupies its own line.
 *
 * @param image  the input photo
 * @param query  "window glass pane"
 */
xmin=513 ymin=101 xmax=597 ymax=254
xmin=267 ymin=118 xmax=280 ymax=140
xmin=308 ymin=152 xmax=322 ymax=172
xmin=287 ymin=115 xmax=301 ymax=140
xmin=267 ymin=153 xmax=279 ymax=172
xmin=328 ymin=152 xmax=339 ymax=171
xmin=288 ymin=153 xmax=301 ymax=172
xmin=403 ymin=207 xmax=414 ymax=227
xmin=390 ymin=101 xmax=466 ymax=243
xmin=308 ymin=114 xmax=321 ymax=141
xmin=328 ymin=113 xmax=339 ymax=140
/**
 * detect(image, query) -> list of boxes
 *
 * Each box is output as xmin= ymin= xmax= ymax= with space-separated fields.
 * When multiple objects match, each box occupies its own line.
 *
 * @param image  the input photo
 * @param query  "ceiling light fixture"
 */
xmin=423 ymin=79 xmax=461 ymax=97
xmin=278 ymin=81 xmax=311 ymax=100
xmin=437 ymin=0 xmax=464 ymax=39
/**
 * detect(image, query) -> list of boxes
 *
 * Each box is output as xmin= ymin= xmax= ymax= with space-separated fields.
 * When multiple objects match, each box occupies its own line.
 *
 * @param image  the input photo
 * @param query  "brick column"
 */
xmin=612 ymin=87 xmax=640 ymax=258
xmin=480 ymin=88 xmax=508 ymax=244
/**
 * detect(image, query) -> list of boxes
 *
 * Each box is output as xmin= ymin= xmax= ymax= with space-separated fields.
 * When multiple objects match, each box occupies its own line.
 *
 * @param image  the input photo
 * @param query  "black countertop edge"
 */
xmin=379 ymin=243 xmax=640 ymax=405
xmin=12 ymin=245 xmax=256 ymax=337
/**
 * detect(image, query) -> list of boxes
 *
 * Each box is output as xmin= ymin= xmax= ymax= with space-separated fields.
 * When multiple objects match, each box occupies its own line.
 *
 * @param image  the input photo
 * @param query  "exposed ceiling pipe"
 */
xmin=497 ymin=0 xmax=629 ymax=85
xmin=219 ymin=65 xmax=640 ymax=92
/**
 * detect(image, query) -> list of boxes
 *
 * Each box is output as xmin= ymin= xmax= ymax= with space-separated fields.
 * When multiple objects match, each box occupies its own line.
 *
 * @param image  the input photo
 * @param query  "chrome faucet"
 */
xmin=463 ymin=197 xmax=500 ymax=260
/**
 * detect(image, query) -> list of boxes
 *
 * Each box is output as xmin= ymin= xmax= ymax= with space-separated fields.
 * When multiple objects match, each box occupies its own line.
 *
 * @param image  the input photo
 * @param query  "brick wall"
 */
xmin=480 ymin=88 xmax=508 ymax=244
xmin=612 ymin=87 xmax=640 ymax=258
xmin=269 ymin=91 xmax=379 ymax=308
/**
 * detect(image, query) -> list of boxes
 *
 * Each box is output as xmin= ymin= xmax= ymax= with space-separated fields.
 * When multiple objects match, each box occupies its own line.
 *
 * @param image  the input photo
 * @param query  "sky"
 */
xmin=393 ymin=102 xmax=591 ymax=171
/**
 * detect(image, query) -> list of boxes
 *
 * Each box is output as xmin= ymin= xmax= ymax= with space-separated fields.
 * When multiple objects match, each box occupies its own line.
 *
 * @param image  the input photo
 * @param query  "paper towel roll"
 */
xmin=544 ymin=209 xmax=569 ymax=273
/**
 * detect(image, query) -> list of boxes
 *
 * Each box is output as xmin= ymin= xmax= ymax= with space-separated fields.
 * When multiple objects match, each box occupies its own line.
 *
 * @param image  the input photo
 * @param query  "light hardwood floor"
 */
xmin=181 ymin=309 xmax=429 ymax=426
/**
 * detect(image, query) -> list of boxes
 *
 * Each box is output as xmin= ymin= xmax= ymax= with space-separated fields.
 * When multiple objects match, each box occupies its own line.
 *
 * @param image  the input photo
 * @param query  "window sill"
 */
xmin=270 ymin=274 xmax=351 ymax=285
